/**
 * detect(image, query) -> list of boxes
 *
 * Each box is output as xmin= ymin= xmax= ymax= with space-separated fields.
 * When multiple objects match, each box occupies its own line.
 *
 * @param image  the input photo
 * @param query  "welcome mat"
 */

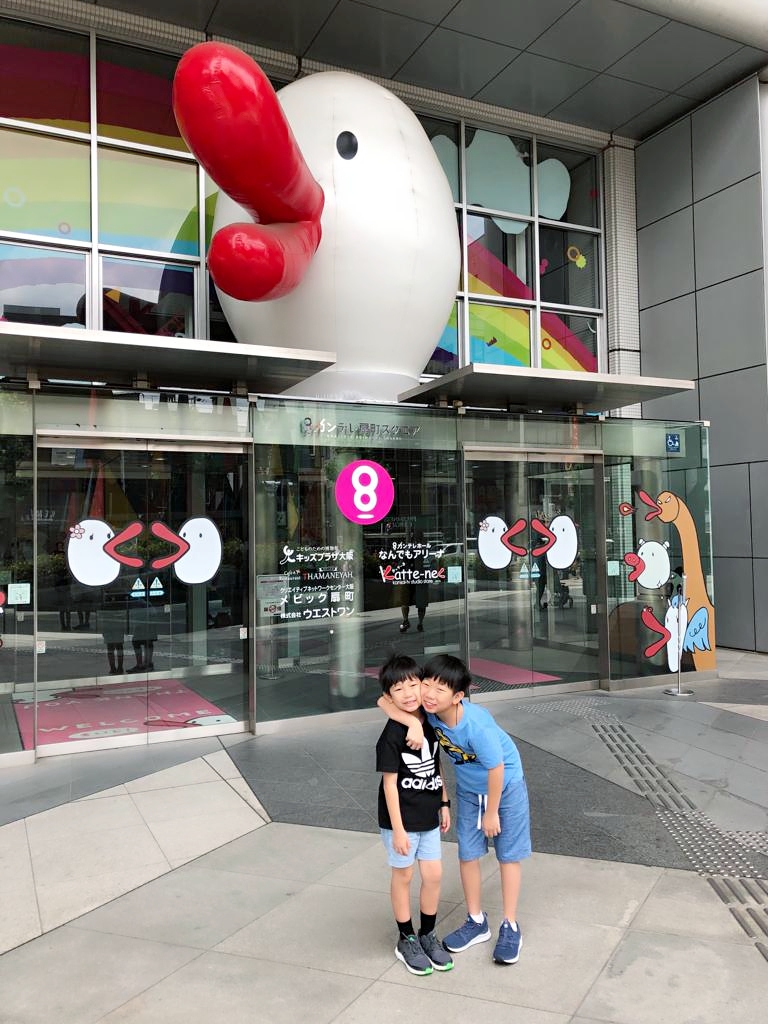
xmin=13 ymin=680 xmax=233 ymax=749
xmin=469 ymin=658 xmax=560 ymax=687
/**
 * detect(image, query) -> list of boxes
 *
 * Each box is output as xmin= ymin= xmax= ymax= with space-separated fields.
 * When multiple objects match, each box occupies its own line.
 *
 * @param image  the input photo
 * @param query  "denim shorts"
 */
xmin=455 ymin=778 xmax=531 ymax=864
xmin=380 ymin=825 xmax=442 ymax=868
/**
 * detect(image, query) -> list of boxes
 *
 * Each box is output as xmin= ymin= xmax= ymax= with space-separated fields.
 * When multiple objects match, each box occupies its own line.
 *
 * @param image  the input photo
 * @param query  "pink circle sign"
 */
xmin=335 ymin=460 xmax=395 ymax=525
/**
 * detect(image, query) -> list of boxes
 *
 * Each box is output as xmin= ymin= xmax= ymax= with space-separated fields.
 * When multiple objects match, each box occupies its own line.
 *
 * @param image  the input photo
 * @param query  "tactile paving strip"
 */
xmin=520 ymin=696 xmax=768 ymax=964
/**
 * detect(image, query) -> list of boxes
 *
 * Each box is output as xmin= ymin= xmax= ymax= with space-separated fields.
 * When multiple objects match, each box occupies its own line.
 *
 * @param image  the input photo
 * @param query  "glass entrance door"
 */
xmin=463 ymin=450 xmax=603 ymax=691
xmin=27 ymin=440 xmax=248 ymax=753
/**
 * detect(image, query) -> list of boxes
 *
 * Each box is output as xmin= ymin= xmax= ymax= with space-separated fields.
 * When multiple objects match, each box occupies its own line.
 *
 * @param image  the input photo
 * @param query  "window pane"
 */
xmin=466 ymin=129 xmax=531 ymax=217
xmin=102 ymin=257 xmax=194 ymax=336
xmin=424 ymin=301 xmax=460 ymax=376
xmin=99 ymin=149 xmax=199 ymax=255
xmin=97 ymin=41 xmax=187 ymax=152
xmin=209 ymin=277 xmax=235 ymax=342
xmin=537 ymin=144 xmax=598 ymax=228
xmin=467 ymin=214 xmax=533 ymax=299
xmin=0 ymin=19 xmax=89 ymax=132
xmin=418 ymin=115 xmax=460 ymax=202
xmin=539 ymin=227 xmax=598 ymax=308
xmin=0 ymin=243 xmax=86 ymax=327
xmin=469 ymin=302 xmax=530 ymax=367
xmin=0 ymin=128 xmax=90 ymax=242
xmin=540 ymin=312 xmax=598 ymax=372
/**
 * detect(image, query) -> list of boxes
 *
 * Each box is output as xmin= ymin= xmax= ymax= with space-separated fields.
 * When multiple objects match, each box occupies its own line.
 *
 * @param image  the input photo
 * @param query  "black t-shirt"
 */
xmin=376 ymin=717 xmax=443 ymax=832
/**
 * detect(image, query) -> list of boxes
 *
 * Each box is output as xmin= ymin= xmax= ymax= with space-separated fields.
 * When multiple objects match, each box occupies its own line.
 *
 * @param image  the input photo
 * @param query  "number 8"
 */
xmin=351 ymin=465 xmax=379 ymax=513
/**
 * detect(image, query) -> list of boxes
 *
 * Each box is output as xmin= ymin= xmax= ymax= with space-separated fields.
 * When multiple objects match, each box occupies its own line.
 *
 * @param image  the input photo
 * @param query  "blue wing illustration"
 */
xmin=683 ymin=607 xmax=710 ymax=652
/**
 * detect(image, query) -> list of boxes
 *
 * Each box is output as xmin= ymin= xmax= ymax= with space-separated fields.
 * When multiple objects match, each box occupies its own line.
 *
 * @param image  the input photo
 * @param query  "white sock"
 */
xmin=504 ymin=919 xmax=518 ymax=931
xmin=470 ymin=912 xmax=485 ymax=924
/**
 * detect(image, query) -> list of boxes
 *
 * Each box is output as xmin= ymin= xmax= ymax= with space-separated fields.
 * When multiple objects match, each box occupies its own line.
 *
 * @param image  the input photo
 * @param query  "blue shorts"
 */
xmin=455 ymin=778 xmax=531 ymax=864
xmin=380 ymin=825 xmax=442 ymax=868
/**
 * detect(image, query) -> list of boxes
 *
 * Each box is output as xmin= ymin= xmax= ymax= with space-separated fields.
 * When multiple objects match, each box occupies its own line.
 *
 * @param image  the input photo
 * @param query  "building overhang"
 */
xmin=0 ymin=321 xmax=335 ymax=394
xmin=398 ymin=364 xmax=695 ymax=415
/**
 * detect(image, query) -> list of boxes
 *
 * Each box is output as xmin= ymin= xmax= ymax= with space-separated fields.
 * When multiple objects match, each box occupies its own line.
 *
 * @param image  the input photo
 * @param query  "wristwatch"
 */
xmin=440 ymin=800 xmax=451 ymax=808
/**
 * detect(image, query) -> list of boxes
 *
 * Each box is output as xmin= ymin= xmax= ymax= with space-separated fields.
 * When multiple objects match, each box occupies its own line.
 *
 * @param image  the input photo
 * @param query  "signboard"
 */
xmin=257 ymin=574 xmax=290 ymax=615
xmin=276 ymin=546 xmax=356 ymax=620
xmin=335 ymin=459 xmax=395 ymax=525
xmin=7 ymin=582 xmax=31 ymax=605
xmin=665 ymin=432 xmax=681 ymax=454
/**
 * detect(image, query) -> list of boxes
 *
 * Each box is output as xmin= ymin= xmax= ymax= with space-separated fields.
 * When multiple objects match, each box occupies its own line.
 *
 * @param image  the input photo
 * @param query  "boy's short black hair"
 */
xmin=379 ymin=654 xmax=421 ymax=694
xmin=421 ymin=653 xmax=471 ymax=695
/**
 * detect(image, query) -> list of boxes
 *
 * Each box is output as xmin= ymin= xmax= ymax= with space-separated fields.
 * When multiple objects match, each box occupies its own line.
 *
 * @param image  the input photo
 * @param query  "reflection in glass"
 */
xmin=418 ymin=115 xmax=460 ymax=202
xmin=0 ymin=243 xmax=87 ymax=327
xmin=0 ymin=128 xmax=90 ymax=242
xmin=99 ymin=148 xmax=199 ymax=255
xmin=101 ymin=257 xmax=194 ymax=336
xmin=469 ymin=302 xmax=530 ymax=367
xmin=209 ymin=277 xmax=236 ymax=343
xmin=537 ymin=144 xmax=598 ymax=228
xmin=424 ymin=301 xmax=460 ymax=376
xmin=467 ymin=214 xmax=533 ymax=298
xmin=97 ymin=41 xmax=187 ymax=151
xmin=540 ymin=312 xmax=598 ymax=372
xmin=466 ymin=129 xmax=531 ymax=217
xmin=539 ymin=227 xmax=598 ymax=309
xmin=0 ymin=19 xmax=89 ymax=132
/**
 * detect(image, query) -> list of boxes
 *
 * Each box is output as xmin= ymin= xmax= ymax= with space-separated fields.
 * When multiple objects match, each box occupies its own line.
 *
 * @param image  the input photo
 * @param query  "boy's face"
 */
xmin=420 ymin=676 xmax=463 ymax=718
xmin=387 ymin=675 xmax=422 ymax=714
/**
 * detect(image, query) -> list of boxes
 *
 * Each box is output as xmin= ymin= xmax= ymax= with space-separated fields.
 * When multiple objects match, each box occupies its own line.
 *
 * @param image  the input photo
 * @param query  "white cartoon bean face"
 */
xmin=67 ymin=518 xmax=142 ymax=587
xmin=477 ymin=516 xmax=513 ymax=570
xmin=624 ymin=539 xmax=671 ymax=590
xmin=532 ymin=515 xmax=578 ymax=570
xmin=165 ymin=517 xmax=223 ymax=585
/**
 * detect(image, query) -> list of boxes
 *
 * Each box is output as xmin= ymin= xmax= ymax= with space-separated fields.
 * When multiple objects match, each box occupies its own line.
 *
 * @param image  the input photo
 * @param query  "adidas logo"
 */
xmin=401 ymin=739 xmax=443 ymax=788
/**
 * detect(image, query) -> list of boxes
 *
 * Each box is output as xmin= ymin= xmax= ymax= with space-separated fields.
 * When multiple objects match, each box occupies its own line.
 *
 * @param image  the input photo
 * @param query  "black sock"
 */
xmin=419 ymin=912 xmax=436 ymax=936
xmin=397 ymin=919 xmax=414 ymax=939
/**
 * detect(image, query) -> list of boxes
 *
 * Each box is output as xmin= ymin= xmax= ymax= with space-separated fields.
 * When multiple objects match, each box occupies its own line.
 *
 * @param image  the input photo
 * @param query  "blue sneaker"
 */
xmin=493 ymin=920 xmax=522 ymax=964
xmin=443 ymin=913 xmax=491 ymax=952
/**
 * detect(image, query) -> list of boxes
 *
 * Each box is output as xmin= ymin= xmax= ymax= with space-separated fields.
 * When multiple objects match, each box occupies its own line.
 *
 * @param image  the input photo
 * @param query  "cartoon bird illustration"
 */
xmin=624 ymin=539 xmax=671 ymax=590
xmin=641 ymin=596 xmax=688 ymax=672
xmin=67 ymin=519 xmax=143 ymax=587
xmin=477 ymin=515 xmax=527 ymax=569
xmin=531 ymin=515 xmax=578 ymax=570
xmin=173 ymin=42 xmax=460 ymax=401
xmin=150 ymin=517 xmax=223 ymax=585
xmin=638 ymin=490 xmax=715 ymax=669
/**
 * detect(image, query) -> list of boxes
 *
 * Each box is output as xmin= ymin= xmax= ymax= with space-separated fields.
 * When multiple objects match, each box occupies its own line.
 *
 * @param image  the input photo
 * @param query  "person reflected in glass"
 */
xmin=128 ymin=595 xmax=157 ymax=673
xmin=101 ymin=590 xmax=125 ymax=676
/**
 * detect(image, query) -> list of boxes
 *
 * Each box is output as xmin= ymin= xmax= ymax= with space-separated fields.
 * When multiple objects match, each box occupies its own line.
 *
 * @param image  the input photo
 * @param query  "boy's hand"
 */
xmin=439 ymin=806 xmax=451 ymax=833
xmin=481 ymin=809 xmax=501 ymax=838
xmin=405 ymin=721 xmax=424 ymax=750
xmin=392 ymin=828 xmax=410 ymax=855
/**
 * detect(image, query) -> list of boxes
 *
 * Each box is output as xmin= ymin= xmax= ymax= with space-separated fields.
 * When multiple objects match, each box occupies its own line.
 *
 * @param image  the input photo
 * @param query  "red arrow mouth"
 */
xmin=638 ymin=489 xmax=661 ymax=520
xmin=149 ymin=521 xmax=191 ymax=569
xmin=501 ymin=517 xmax=527 ymax=556
xmin=531 ymin=517 xmax=555 ymax=557
xmin=173 ymin=42 xmax=324 ymax=302
xmin=624 ymin=551 xmax=645 ymax=583
xmin=641 ymin=605 xmax=670 ymax=658
xmin=102 ymin=521 xmax=144 ymax=567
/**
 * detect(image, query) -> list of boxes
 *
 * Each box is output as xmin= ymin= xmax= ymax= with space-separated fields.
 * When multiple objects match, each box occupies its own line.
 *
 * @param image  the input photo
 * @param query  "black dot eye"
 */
xmin=336 ymin=131 xmax=358 ymax=159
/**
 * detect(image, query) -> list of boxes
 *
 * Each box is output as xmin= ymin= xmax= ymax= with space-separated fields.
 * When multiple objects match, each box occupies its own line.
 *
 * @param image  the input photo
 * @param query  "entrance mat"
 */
xmin=469 ymin=658 xmax=560 ymax=687
xmin=13 ymin=680 xmax=233 ymax=749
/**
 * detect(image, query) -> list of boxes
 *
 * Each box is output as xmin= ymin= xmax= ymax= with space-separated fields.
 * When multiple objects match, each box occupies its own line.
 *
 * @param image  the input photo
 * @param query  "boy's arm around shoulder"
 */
xmin=376 ymin=694 xmax=424 ymax=750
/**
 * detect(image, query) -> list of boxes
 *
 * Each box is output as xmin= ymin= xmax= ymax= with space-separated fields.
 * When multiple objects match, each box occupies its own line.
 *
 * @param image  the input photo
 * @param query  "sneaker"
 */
xmin=443 ymin=913 xmax=491 ymax=952
xmin=395 ymin=934 xmax=433 ymax=975
xmin=493 ymin=920 xmax=522 ymax=965
xmin=419 ymin=930 xmax=454 ymax=971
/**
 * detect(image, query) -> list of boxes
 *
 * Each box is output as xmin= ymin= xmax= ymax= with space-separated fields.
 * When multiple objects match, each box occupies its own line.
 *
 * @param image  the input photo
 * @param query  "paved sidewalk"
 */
xmin=1 ymin=652 xmax=767 ymax=1023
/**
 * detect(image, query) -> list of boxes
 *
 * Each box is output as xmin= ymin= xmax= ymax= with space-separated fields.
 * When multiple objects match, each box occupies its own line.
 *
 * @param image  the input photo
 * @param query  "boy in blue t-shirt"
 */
xmin=380 ymin=653 xmax=531 ymax=965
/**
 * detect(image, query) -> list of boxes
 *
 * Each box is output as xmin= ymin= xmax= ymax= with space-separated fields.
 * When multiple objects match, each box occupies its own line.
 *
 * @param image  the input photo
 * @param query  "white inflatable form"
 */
xmin=212 ymin=72 xmax=461 ymax=402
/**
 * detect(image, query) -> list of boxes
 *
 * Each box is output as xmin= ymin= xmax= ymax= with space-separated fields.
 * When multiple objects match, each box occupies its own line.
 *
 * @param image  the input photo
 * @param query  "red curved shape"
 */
xmin=637 ymin=489 xmax=661 ymax=520
xmin=150 ymin=521 xmax=191 ymax=570
xmin=172 ymin=43 xmax=323 ymax=302
xmin=500 ymin=517 xmax=527 ymax=557
xmin=103 ymin=520 xmax=144 ymax=568
xmin=641 ymin=605 xmax=670 ymax=658
xmin=530 ymin=517 xmax=555 ymax=557
xmin=208 ymin=219 xmax=322 ymax=302
xmin=623 ymin=551 xmax=644 ymax=582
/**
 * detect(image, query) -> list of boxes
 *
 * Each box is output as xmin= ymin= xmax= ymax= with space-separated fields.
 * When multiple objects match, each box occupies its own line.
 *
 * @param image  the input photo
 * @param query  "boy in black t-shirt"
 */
xmin=376 ymin=654 xmax=453 ymax=975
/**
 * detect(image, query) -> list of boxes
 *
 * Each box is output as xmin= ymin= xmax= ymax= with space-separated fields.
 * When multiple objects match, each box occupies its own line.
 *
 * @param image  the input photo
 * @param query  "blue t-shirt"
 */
xmin=426 ymin=701 xmax=523 ymax=795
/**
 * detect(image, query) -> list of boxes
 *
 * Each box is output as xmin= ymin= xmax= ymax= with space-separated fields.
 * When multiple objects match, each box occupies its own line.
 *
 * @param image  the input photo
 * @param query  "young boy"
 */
xmin=381 ymin=653 xmax=530 ymax=966
xmin=376 ymin=654 xmax=453 ymax=976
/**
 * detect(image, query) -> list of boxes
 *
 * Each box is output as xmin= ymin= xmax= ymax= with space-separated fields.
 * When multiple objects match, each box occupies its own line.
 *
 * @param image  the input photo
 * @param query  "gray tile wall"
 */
xmin=636 ymin=77 xmax=768 ymax=652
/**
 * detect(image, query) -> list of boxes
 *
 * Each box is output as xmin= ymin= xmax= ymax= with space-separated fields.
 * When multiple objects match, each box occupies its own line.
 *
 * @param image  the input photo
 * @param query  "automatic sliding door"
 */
xmin=464 ymin=450 xmax=602 ymax=691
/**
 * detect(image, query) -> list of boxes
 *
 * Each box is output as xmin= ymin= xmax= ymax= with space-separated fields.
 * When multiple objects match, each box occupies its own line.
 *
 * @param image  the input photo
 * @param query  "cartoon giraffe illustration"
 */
xmin=638 ymin=490 xmax=715 ymax=671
